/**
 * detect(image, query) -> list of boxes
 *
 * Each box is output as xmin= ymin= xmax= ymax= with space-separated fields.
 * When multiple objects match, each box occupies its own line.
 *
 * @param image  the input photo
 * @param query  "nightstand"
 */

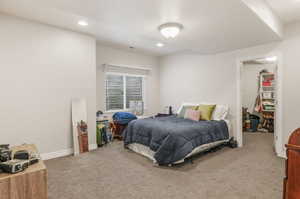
xmin=155 ymin=113 xmax=173 ymax=117
xmin=110 ymin=122 xmax=126 ymax=140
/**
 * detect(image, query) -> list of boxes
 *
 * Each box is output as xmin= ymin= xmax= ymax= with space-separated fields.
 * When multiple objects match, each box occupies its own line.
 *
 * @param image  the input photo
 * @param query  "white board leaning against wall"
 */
xmin=71 ymin=98 xmax=89 ymax=155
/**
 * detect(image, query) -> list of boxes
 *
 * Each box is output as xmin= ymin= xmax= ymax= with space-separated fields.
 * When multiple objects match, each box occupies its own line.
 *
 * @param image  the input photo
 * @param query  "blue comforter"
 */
xmin=123 ymin=116 xmax=229 ymax=165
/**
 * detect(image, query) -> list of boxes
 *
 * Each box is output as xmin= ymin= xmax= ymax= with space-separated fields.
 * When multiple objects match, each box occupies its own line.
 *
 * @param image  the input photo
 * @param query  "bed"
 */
xmin=123 ymin=103 xmax=234 ymax=165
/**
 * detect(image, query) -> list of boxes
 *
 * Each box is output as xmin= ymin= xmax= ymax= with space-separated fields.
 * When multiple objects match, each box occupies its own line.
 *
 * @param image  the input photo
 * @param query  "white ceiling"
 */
xmin=0 ymin=0 xmax=282 ymax=56
xmin=266 ymin=0 xmax=300 ymax=24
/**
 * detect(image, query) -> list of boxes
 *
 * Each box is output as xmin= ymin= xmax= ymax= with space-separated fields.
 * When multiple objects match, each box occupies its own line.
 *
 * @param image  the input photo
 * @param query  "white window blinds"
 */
xmin=106 ymin=75 xmax=124 ymax=110
xmin=105 ymin=74 xmax=144 ymax=111
xmin=104 ymin=64 xmax=148 ymax=111
xmin=126 ymin=76 xmax=143 ymax=109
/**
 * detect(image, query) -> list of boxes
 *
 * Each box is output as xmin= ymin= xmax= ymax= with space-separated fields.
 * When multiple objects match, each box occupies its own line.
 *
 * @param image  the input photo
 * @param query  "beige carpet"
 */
xmin=46 ymin=133 xmax=284 ymax=199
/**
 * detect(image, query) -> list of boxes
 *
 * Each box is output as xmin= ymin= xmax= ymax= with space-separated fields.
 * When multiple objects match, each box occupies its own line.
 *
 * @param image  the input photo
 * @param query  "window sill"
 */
xmin=104 ymin=108 xmax=148 ymax=114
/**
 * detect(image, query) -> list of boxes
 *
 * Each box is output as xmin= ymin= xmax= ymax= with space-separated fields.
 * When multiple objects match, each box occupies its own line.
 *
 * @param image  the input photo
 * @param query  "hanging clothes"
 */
xmin=254 ymin=94 xmax=262 ymax=113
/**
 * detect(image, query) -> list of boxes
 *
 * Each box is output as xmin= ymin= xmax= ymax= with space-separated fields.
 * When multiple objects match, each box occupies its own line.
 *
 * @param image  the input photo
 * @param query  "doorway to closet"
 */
xmin=240 ymin=56 xmax=278 ymax=155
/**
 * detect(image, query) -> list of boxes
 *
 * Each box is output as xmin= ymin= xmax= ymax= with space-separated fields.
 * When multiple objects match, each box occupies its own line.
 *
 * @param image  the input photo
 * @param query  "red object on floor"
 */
xmin=283 ymin=128 xmax=300 ymax=199
xmin=78 ymin=134 xmax=89 ymax=153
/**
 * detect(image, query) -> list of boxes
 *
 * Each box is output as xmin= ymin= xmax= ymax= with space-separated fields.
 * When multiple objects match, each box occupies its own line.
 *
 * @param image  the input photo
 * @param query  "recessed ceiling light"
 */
xmin=78 ymin=20 xmax=88 ymax=26
xmin=158 ymin=22 xmax=183 ymax=39
xmin=265 ymin=56 xmax=277 ymax=62
xmin=156 ymin=43 xmax=164 ymax=47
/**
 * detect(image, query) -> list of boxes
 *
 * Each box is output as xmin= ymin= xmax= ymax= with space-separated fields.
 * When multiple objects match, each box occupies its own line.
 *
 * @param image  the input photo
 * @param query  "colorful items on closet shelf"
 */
xmin=262 ymin=92 xmax=273 ymax=99
xmin=262 ymin=81 xmax=272 ymax=86
xmin=262 ymin=74 xmax=274 ymax=87
xmin=262 ymin=101 xmax=275 ymax=111
xmin=261 ymin=112 xmax=274 ymax=133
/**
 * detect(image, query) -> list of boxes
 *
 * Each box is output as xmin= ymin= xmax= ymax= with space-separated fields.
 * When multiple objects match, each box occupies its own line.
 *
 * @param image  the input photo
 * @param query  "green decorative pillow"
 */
xmin=178 ymin=105 xmax=197 ymax=118
xmin=196 ymin=104 xmax=216 ymax=120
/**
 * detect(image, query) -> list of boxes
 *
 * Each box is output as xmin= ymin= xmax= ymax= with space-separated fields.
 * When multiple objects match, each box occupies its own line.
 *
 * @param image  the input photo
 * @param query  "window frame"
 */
xmin=104 ymin=72 xmax=146 ymax=113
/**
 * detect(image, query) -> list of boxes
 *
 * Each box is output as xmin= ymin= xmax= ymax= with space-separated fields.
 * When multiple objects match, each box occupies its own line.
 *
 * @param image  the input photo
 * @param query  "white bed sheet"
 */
xmin=127 ymin=139 xmax=229 ymax=165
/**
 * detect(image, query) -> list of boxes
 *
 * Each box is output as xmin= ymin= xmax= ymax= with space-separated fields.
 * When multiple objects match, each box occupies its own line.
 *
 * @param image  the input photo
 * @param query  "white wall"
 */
xmin=159 ymin=54 xmax=236 ymax=137
xmin=241 ymin=0 xmax=283 ymax=37
xmin=159 ymin=21 xmax=300 ymax=157
xmin=96 ymin=45 xmax=160 ymax=116
xmin=241 ymin=63 xmax=275 ymax=112
xmin=0 ymin=14 xmax=96 ymax=156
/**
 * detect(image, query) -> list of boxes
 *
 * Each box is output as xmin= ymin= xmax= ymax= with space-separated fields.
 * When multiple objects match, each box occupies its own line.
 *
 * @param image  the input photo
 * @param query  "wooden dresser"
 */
xmin=0 ymin=144 xmax=47 ymax=199
xmin=283 ymin=128 xmax=300 ymax=199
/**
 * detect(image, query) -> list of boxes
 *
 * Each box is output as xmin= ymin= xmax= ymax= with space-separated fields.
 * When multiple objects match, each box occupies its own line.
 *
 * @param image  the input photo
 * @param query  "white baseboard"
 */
xmin=89 ymin=144 xmax=98 ymax=151
xmin=41 ymin=144 xmax=98 ymax=160
xmin=41 ymin=148 xmax=73 ymax=160
xmin=278 ymin=149 xmax=287 ymax=159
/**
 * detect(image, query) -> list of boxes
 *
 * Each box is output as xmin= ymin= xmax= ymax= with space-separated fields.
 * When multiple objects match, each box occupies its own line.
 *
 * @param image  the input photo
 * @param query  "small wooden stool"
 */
xmin=110 ymin=122 xmax=127 ymax=140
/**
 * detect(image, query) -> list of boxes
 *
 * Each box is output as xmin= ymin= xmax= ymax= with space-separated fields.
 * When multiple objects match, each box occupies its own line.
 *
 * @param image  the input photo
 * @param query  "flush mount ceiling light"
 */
xmin=265 ymin=56 xmax=277 ymax=62
xmin=156 ymin=42 xmax=164 ymax=47
xmin=158 ymin=22 xmax=183 ymax=39
xmin=78 ymin=20 xmax=88 ymax=26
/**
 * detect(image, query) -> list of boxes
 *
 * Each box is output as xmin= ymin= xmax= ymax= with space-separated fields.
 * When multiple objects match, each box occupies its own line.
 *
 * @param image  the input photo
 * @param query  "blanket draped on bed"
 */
xmin=123 ymin=116 xmax=229 ymax=165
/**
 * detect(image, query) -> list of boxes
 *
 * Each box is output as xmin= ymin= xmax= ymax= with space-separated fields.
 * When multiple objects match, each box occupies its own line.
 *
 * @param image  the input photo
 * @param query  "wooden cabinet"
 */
xmin=0 ymin=144 xmax=47 ymax=199
xmin=155 ymin=113 xmax=173 ymax=117
xmin=283 ymin=128 xmax=300 ymax=199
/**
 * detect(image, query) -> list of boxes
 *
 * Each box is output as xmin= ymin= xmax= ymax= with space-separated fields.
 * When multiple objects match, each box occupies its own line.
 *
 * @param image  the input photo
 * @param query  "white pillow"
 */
xmin=177 ymin=103 xmax=199 ymax=114
xmin=198 ymin=102 xmax=229 ymax=120
xmin=212 ymin=105 xmax=229 ymax=120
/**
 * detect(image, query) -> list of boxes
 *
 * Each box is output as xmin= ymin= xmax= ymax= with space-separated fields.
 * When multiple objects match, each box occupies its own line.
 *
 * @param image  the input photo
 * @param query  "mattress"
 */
xmin=127 ymin=119 xmax=231 ymax=165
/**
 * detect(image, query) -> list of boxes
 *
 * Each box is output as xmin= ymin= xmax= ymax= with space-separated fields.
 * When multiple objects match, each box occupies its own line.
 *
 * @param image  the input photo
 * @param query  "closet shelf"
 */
xmin=262 ymin=110 xmax=275 ymax=112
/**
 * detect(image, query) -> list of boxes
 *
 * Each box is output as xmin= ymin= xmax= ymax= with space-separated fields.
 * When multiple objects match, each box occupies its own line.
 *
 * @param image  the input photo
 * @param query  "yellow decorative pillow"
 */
xmin=196 ymin=104 xmax=216 ymax=120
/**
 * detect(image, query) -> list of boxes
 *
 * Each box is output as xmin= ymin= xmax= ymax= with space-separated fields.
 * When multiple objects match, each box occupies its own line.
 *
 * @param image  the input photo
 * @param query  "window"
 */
xmin=105 ymin=73 xmax=144 ymax=111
